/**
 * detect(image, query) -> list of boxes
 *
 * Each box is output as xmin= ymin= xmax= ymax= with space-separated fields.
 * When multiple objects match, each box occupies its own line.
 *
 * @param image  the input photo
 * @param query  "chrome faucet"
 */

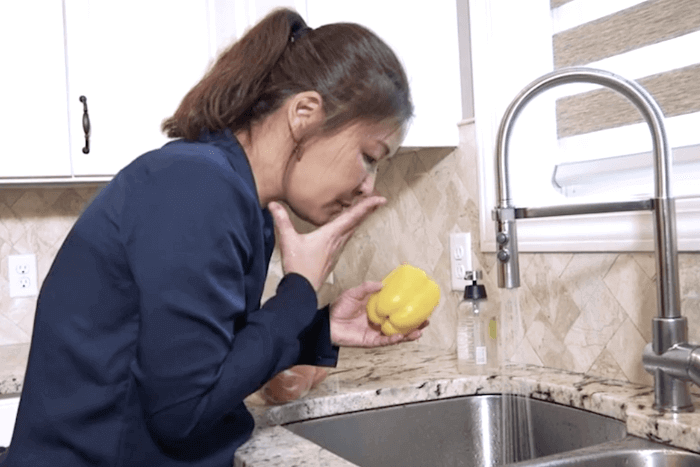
xmin=493 ymin=67 xmax=700 ymax=412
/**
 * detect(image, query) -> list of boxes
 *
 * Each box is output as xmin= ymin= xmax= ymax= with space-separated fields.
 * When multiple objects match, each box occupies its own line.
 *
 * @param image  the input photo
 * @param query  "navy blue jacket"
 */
xmin=2 ymin=130 xmax=338 ymax=466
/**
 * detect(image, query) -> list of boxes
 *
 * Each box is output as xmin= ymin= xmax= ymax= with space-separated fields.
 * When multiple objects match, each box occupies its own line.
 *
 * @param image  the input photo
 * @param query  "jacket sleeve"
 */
xmin=118 ymin=154 xmax=336 ymax=446
xmin=297 ymin=304 xmax=339 ymax=367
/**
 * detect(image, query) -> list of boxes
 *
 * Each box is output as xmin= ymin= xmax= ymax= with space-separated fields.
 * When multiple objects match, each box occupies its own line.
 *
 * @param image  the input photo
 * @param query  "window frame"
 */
xmin=469 ymin=0 xmax=700 ymax=253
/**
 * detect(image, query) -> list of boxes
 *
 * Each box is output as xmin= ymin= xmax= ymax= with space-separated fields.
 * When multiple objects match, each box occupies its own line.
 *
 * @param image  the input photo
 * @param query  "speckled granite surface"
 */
xmin=0 ymin=376 xmax=21 ymax=396
xmin=3 ymin=343 xmax=700 ymax=465
xmin=237 ymin=344 xmax=700 ymax=466
xmin=0 ymin=344 xmax=28 ymax=396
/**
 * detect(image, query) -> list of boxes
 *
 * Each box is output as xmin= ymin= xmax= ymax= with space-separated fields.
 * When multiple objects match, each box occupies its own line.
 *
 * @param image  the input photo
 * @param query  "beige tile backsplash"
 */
xmin=2 ymin=123 xmax=700 ymax=387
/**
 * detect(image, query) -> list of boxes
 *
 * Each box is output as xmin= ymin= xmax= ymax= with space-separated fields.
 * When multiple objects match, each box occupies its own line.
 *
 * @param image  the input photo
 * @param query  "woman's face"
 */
xmin=283 ymin=120 xmax=404 ymax=226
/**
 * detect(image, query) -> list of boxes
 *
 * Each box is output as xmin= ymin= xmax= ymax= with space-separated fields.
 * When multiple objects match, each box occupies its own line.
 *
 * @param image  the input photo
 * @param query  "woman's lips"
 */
xmin=329 ymin=200 xmax=351 ymax=217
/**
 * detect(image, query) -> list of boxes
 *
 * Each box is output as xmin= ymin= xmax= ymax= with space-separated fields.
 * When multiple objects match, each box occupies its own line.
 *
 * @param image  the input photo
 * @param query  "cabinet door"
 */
xmin=306 ymin=1 xmax=461 ymax=147
xmin=211 ymin=0 xmax=308 ymax=56
xmin=0 ymin=1 xmax=72 ymax=179
xmin=65 ymin=0 xmax=213 ymax=177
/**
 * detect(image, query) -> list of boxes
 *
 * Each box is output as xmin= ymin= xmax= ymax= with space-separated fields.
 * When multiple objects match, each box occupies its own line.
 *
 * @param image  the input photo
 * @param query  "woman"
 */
xmin=3 ymin=8 xmax=416 ymax=467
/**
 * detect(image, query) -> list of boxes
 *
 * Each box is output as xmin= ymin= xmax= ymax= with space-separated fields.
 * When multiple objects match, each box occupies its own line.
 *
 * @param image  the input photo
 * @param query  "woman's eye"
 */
xmin=363 ymin=153 xmax=378 ymax=166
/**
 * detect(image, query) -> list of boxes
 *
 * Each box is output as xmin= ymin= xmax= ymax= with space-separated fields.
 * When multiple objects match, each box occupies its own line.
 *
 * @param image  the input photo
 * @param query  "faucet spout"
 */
xmin=493 ymin=67 xmax=694 ymax=412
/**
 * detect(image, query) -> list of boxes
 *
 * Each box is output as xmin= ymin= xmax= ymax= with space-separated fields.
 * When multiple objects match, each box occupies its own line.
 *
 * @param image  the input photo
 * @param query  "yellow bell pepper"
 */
xmin=366 ymin=264 xmax=440 ymax=336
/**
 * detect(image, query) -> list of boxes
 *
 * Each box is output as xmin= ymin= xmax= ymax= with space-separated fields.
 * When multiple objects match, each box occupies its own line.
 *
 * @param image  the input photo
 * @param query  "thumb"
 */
xmin=268 ymin=202 xmax=296 ymax=237
xmin=353 ymin=281 xmax=383 ymax=299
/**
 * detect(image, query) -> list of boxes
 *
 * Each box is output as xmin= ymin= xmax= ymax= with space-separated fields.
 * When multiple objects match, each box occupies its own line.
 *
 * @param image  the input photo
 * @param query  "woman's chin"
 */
xmin=312 ymin=208 xmax=344 ymax=226
xmin=287 ymin=205 xmax=329 ymax=228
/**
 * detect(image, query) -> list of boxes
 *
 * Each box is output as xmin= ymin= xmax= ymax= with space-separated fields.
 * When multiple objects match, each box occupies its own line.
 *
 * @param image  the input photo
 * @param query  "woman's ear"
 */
xmin=287 ymin=91 xmax=324 ymax=142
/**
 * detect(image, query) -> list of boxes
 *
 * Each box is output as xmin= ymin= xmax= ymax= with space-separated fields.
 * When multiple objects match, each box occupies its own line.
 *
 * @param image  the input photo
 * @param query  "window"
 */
xmin=470 ymin=0 xmax=700 ymax=251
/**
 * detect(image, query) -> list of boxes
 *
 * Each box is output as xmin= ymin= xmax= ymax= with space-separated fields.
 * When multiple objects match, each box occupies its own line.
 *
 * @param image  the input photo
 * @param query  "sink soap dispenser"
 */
xmin=456 ymin=271 xmax=495 ymax=374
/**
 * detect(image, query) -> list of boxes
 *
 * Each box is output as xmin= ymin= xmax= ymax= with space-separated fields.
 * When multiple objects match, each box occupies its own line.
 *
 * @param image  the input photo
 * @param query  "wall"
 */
xmin=264 ymin=122 xmax=700 ymax=387
xmin=2 ymin=123 xmax=700 ymax=388
xmin=0 ymin=186 xmax=103 ymax=383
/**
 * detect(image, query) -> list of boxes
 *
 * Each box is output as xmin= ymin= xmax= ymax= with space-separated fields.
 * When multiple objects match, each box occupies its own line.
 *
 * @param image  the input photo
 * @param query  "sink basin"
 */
xmin=284 ymin=394 xmax=700 ymax=466
xmin=508 ymin=436 xmax=700 ymax=466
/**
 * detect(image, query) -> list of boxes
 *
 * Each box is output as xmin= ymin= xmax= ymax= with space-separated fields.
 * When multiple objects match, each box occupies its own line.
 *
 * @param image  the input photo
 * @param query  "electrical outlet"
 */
xmin=449 ymin=232 xmax=472 ymax=291
xmin=8 ymin=254 xmax=38 ymax=298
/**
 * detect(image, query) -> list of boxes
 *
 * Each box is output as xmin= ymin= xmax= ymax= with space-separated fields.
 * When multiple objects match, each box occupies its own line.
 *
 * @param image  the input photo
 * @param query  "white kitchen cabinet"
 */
xmin=65 ymin=0 xmax=213 ymax=177
xmin=0 ymin=396 xmax=19 ymax=448
xmin=1 ymin=1 xmax=214 ymax=183
xmin=219 ymin=0 xmax=464 ymax=147
xmin=0 ymin=2 xmax=73 ymax=179
xmin=306 ymin=0 xmax=462 ymax=147
xmin=1 ymin=1 xmax=461 ymax=184
xmin=208 ymin=0 xmax=310 ymax=60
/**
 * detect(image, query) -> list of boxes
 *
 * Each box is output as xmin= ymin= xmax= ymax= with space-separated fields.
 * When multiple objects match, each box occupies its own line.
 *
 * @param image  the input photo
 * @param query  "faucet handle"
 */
xmin=496 ymin=249 xmax=511 ymax=262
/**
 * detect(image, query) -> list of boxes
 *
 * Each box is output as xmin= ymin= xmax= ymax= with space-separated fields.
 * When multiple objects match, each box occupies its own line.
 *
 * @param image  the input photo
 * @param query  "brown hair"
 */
xmin=162 ymin=9 xmax=413 ymax=140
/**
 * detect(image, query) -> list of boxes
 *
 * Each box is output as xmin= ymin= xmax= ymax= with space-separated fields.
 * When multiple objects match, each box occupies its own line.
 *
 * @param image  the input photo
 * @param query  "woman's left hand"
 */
xmin=329 ymin=281 xmax=426 ymax=347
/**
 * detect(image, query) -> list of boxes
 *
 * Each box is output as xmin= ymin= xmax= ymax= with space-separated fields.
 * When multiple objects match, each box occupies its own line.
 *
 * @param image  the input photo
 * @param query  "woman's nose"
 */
xmin=356 ymin=173 xmax=376 ymax=197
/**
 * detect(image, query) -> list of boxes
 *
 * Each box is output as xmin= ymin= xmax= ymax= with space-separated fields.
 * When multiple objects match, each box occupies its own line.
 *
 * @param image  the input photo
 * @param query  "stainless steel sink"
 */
xmin=284 ymin=394 xmax=700 ymax=467
xmin=508 ymin=436 xmax=700 ymax=466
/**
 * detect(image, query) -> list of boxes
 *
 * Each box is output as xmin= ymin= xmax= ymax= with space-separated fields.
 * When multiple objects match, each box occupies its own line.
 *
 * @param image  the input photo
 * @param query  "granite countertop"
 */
xmin=3 ymin=344 xmax=700 ymax=465
xmin=236 ymin=344 xmax=700 ymax=466
xmin=0 ymin=377 xmax=22 ymax=396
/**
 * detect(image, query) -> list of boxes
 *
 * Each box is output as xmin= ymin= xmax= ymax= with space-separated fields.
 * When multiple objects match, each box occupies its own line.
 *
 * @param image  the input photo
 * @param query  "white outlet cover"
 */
xmin=8 ymin=254 xmax=38 ymax=298
xmin=450 ymin=232 xmax=472 ymax=291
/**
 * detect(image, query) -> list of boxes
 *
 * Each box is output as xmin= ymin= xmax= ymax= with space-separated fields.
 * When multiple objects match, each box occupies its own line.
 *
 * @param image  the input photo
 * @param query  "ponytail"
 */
xmin=162 ymin=8 xmax=412 ymax=141
xmin=162 ymin=10 xmax=303 ymax=139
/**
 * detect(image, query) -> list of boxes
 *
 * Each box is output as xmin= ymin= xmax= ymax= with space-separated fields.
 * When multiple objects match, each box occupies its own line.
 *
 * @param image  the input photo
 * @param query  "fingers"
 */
xmin=400 ymin=321 xmax=428 ymax=341
xmin=325 ymin=195 xmax=386 ymax=237
xmin=366 ymin=329 xmax=421 ymax=347
xmin=388 ymin=334 xmax=405 ymax=345
xmin=379 ymin=324 xmax=425 ymax=346
xmin=404 ymin=329 xmax=423 ymax=341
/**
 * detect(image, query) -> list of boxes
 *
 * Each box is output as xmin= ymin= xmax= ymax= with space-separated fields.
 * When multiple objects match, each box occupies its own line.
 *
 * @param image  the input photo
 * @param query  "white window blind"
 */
xmin=469 ymin=0 xmax=700 ymax=251
xmin=550 ymin=0 xmax=700 ymax=199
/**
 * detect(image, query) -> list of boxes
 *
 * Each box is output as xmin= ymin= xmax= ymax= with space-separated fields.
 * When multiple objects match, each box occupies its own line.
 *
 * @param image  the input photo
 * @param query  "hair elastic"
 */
xmin=290 ymin=15 xmax=312 ymax=43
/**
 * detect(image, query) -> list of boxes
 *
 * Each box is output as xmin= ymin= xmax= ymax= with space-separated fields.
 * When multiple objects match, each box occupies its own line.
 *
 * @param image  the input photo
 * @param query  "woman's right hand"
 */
xmin=268 ymin=197 xmax=386 ymax=291
xmin=259 ymin=365 xmax=328 ymax=405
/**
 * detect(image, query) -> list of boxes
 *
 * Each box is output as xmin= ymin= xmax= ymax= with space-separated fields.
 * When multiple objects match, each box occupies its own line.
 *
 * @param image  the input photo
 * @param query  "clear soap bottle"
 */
xmin=457 ymin=271 xmax=491 ymax=374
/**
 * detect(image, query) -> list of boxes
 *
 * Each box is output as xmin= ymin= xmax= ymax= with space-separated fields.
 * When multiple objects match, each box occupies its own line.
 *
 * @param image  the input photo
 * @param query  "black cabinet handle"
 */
xmin=79 ymin=95 xmax=91 ymax=154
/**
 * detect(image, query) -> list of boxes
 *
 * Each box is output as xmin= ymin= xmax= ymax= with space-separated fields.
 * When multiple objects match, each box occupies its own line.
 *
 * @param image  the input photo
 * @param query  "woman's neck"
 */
xmin=234 ymin=114 xmax=294 ymax=208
